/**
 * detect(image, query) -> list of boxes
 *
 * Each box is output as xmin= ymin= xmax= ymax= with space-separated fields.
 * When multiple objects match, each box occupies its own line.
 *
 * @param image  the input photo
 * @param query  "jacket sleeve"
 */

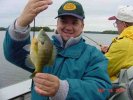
xmin=66 ymin=47 xmax=112 ymax=100
xmin=105 ymin=38 xmax=131 ymax=80
xmin=3 ymin=28 xmax=34 ymax=72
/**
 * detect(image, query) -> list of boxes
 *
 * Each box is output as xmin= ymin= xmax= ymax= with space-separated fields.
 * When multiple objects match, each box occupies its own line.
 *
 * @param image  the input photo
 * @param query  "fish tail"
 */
xmin=30 ymin=66 xmax=43 ymax=78
xmin=30 ymin=71 xmax=38 ymax=78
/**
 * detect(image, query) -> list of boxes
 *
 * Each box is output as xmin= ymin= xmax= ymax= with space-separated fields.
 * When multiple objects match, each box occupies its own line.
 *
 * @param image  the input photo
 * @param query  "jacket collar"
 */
xmin=119 ymin=26 xmax=133 ymax=40
xmin=52 ymin=34 xmax=82 ymax=48
xmin=52 ymin=34 xmax=86 ymax=58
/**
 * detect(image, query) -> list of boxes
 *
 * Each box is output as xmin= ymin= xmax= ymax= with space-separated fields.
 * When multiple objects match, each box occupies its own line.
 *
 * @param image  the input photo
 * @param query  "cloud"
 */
xmin=0 ymin=0 xmax=132 ymax=31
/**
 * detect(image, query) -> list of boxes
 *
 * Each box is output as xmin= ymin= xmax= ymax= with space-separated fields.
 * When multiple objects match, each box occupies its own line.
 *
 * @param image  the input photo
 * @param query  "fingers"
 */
xmin=17 ymin=0 xmax=53 ymax=27
xmin=32 ymin=0 xmax=53 ymax=5
xmin=101 ymin=45 xmax=109 ymax=53
xmin=35 ymin=73 xmax=57 ymax=82
xmin=34 ymin=86 xmax=52 ymax=96
xmin=33 ymin=73 xmax=60 ymax=96
xmin=34 ymin=82 xmax=55 ymax=96
xmin=31 ymin=0 xmax=52 ymax=15
xmin=34 ymin=74 xmax=54 ymax=86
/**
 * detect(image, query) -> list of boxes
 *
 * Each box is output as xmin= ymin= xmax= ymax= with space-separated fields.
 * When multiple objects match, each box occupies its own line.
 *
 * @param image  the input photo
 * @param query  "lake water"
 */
xmin=0 ymin=31 xmax=117 ymax=89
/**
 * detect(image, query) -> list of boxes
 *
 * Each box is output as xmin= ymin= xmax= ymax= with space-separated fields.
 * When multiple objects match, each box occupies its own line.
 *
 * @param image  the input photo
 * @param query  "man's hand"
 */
xmin=33 ymin=73 xmax=60 ymax=96
xmin=101 ymin=45 xmax=109 ymax=54
xmin=17 ymin=0 xmax=53 ymax=27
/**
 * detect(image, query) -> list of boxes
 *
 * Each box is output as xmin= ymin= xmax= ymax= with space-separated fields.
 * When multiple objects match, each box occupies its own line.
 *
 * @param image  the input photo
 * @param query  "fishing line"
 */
xmin=83 ymin=35 xmax=102 ymax=47
xmin=33 ymin=18 xmax=36 ymax=38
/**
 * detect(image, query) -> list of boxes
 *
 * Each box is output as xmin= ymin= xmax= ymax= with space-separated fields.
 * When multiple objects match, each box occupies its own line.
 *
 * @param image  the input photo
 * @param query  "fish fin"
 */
xmin=30 ymin=37 xmax=38 ymax=68
xmin=23 ymin=44 xmax=31 ymax=52
xmin=25 ymin=55 xmax=35 ymax=69
xmin=47 ymin=46 xmax=57 ymax=66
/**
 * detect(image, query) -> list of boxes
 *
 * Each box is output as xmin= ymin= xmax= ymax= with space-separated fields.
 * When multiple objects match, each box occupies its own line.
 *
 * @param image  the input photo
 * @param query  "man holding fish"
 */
xmin=3 ymin=0 xmax=111 ymax=100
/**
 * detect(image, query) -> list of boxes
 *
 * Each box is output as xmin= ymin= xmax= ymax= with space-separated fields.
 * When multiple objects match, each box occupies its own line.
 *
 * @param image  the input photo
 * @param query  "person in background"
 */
xmin=101 ymin=5 xmax=133 ymax=82
xmin=3 ymin=0 xmax=111 ymax=99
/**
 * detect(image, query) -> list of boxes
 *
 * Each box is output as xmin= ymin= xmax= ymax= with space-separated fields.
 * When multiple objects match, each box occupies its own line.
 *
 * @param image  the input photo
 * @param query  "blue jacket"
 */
xmin=3 ymin=30 xmax=112 ymax=100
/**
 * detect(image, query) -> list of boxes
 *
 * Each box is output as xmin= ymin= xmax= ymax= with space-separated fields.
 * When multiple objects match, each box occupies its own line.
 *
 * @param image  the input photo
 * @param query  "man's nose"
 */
xmin=65 ymin=24 xmax=73 ymax=30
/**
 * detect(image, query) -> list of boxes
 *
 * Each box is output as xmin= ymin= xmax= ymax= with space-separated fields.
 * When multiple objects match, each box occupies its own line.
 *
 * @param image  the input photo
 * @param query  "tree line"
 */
xmin=0 ymin=27 xmax=118 ymax=34
xmin=0 ymin=26 xmax=54 ymax=32
xmin=84 ymin=30 xmax=118 ymax=34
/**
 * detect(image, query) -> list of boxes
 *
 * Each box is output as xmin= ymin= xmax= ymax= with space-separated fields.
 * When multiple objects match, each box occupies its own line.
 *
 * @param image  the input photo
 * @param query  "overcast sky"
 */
xmin=0 ymin=0 xmax=132 ymax=31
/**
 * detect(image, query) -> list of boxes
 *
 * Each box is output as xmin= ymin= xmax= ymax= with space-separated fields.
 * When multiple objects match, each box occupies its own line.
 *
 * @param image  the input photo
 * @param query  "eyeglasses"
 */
xmin=113 ymin=20 xmax=124 ymax=27
xmin=113 ymin=22 xmax=117 ymax=27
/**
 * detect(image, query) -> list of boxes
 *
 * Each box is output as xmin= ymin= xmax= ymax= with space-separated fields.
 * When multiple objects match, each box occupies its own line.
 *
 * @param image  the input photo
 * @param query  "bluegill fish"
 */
xmin=29 ymin=29 xmax=56 ymax=78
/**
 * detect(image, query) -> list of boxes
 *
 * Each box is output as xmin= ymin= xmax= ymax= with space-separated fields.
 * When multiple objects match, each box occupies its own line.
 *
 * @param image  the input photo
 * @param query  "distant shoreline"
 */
xmin=0 ymin=28 xmax=118 ymax=34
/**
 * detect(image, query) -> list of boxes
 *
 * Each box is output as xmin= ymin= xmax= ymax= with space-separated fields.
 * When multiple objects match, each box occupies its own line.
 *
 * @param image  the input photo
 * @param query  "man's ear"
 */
xmin=123 ymin=22 xmax=129 ymax=27
xmin=82 ymin=21 xmax=84 ymax=28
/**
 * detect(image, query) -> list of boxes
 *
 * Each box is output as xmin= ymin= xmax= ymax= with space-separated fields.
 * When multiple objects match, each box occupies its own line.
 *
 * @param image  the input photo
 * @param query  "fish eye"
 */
xmin=41 ymin=41 xmax=44 ymax=45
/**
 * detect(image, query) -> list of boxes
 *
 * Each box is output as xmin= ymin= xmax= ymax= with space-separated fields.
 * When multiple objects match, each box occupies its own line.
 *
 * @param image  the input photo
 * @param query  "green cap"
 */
xmin=56 ymin=0 xmax=85 ymax=20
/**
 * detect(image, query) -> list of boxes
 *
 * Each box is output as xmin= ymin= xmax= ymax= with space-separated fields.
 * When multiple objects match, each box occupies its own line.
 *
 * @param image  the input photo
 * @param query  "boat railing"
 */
xmin=0 ymin=79 xmax=32 ymax=100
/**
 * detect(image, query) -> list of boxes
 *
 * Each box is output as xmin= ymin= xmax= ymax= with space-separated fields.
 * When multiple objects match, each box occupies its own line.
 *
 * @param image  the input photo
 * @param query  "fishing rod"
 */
xmin=83 ymin=35 xmax=102 ymax=47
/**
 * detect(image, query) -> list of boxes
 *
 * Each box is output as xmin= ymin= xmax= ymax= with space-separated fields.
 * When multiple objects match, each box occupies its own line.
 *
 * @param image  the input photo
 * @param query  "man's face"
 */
xmin=56 ymin=15 xmax=84 ymax=42
xmin=115 ymin=19 xmax=126 ymax=34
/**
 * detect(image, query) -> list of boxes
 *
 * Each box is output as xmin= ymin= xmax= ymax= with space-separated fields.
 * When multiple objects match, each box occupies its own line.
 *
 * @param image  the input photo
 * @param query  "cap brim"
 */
xmin=55 ymin=13 xmax=84 ymax=20
xmin=108 ymin=16 xmax=117 ymax=20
